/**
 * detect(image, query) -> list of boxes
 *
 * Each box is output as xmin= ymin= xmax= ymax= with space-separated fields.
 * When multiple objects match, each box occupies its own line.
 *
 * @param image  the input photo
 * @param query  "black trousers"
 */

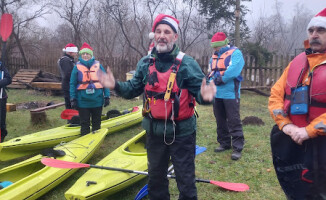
xmin=271 ymin=125 xmax=326 ymax=200
xmin=78 ymin=106 xmax=102 ymax=135
xmin=213 ymin=98 xmax=244 ymax=152
xmin=63 ymin=90 xmax=71 ymax=109
xmin=146 ymin=131 xmax=197 ymax=200
xmin=0 ymin=98 xmax=7 ymax=142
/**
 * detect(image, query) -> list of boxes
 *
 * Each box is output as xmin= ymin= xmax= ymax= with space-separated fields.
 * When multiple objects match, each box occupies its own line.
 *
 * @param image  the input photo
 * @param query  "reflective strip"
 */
xmin=314 ymin=122 xmax=326 ymax=133
xmin=273 ymin=109 xmax=287 ymax=117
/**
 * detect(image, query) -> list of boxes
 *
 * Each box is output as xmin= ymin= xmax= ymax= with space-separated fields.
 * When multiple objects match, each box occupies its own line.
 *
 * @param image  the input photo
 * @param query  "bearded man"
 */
xmin=98 ymin=14 xmax=216 ymax=200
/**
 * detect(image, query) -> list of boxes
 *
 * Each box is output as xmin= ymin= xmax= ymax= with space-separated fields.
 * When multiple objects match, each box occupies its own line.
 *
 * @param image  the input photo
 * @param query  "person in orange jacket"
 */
xmin=268 ymin=8 xmax=326 ymax=199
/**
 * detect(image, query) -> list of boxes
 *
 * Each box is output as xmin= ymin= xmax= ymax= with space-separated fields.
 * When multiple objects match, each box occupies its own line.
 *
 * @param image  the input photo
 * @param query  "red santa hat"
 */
xmin=307 ymin=8 xmax=326 ymax=30
xmin=211 ymin=32 xmax=229 ymax=48
xmin=63 ymin=43 xmax=78 ymax=53
xmin=79 ymin=42 xmax=93 ymax=57
xmin=148 ymin=14 xmax=179 ymax=39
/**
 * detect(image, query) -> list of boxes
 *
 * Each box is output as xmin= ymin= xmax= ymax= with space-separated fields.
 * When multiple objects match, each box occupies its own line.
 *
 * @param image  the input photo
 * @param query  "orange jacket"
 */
xmin=268 ymin=41 xmax=326 ymax=138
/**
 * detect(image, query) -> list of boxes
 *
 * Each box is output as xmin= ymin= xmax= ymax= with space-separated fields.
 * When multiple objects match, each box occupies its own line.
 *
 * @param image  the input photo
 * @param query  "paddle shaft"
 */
xmin=90 ymin=164 xmax=148 ymax=175
xmin=90 ymin=164 xmax=213 ymax=184
xmin=42 ymin=155 xmax=249 ymax=192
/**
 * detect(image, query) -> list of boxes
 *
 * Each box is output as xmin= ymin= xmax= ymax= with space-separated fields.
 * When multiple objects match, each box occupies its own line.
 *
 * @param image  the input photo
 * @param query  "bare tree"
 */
xmin=103 ymin=0 xmax=164 ymax=57
xmin=0 ymin=0 xmax=51 ymax=67
xmin=51 ymin=0 xmax=91 ymax=47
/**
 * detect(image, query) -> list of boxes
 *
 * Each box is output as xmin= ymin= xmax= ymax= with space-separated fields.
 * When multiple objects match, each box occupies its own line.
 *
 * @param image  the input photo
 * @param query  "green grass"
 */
xmin=1 ymin=89 xmax=286 ymax=200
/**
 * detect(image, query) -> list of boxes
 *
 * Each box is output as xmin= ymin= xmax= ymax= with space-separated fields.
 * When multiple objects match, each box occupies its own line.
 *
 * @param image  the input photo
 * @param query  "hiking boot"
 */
xmin=231 ymin=151 xmax=242 ymax=160
xmin=214 ymin=146 xmax=231 ymax=153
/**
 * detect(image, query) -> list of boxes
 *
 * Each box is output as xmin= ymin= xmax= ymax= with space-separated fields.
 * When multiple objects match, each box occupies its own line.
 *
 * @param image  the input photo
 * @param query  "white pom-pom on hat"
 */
xmin=149 ymin=32 xmax=155 ymax=39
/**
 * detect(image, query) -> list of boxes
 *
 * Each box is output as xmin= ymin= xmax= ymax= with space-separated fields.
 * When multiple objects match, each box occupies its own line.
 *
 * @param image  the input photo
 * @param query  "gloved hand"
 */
xmin=104 ymin=97 xmax=110 ymax=107
xmin=70 ymin=99 xmax=77 ymax=109
xmin=214 ymin=76 xmax=224 ymax=85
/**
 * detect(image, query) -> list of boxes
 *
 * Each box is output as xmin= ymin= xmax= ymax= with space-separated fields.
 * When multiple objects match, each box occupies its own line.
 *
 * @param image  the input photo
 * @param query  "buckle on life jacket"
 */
xmin=142 ymin=98 xmax=151 ymax=116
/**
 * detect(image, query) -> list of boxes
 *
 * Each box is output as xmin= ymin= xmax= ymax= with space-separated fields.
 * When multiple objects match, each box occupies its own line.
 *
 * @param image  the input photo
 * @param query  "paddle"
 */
xmin=0 ymin=13 xmax=13 ymax=143
xmin=41 ymin=158 xmax=250 ymax=192
xmin=134 ymin=145 xmax=207 ymax=200
xmin=60 ymin=109 xmax=79 ymax=120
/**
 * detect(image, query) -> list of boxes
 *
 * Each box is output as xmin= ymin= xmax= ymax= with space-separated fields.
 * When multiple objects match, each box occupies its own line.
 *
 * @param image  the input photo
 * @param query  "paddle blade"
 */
xmin=134 ymin=184 xmax=148 ymax=200
xmin=195 ymin=145 xmax=207 ymax=155
xmin=210 ymin=180 xmax=249 ymax=192
xmin=61 ymin=109 xmax=79 ymax=120
xmin=41 ymin=158 xmax=90 ymax=169
xmin=0 ymin=14 xmax=13 ymax=42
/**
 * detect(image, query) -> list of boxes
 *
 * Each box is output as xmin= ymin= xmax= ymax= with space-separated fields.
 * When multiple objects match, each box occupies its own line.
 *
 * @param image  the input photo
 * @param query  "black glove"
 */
xmin=214 ymin=76 xmax=224 ymax=85
xmin=104 ymin=97 xmax=110 ymax=107
xmin=70 ymin=99 xmax=77 ymax=109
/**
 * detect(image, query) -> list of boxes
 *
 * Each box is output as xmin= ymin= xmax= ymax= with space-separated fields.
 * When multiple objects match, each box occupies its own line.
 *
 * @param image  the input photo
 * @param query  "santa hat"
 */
xmin=148 ymin=14 xmax=179 ymax=39
xmin=211 ymin=32 xmax=229 ymax=48
xmin=63 ymin=43 xmax=78 ymax=53
xmin=79 ymin=42 xmax=93 ymax=57
xmin=307 ymin=8 xmax=326 ymax=30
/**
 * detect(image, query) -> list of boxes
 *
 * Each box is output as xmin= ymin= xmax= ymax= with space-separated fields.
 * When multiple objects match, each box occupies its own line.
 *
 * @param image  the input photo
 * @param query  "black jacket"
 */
xmin=58 ymin=54 xmax=75 ymax=92
xmin=0 ymin=62 xmax=12 ymax=99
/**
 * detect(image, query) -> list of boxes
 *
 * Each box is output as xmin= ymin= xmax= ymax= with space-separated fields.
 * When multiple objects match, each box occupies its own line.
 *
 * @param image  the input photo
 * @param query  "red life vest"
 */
xmin=76 ymin=61 xmax=103 ymax=90
xmin=209 ymin=48 xmax=236 ymax=78
xmin=144 ymin=52 xmax=195 ymax=121
xmin=283 ymin=52 xmax=326 ymax=127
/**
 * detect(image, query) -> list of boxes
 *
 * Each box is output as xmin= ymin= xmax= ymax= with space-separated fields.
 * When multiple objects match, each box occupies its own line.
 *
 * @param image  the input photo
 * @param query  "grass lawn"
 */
xmin=1 ymin=89 xmax=286 ymax=200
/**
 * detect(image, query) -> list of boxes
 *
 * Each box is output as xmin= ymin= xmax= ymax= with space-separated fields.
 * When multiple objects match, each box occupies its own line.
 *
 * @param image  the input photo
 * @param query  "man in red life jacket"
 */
xmin=269 ymin=8 xmax=326 ymax=199
xmin=208 ymin=32 xmax=245 ymax=161
xmin=98 ymin=14 xmax=216 ymax=200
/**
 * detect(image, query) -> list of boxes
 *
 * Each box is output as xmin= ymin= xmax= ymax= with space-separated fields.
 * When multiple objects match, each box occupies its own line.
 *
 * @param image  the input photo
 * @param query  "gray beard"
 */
xmin=156 ymin=42 xmax=174 ymax=53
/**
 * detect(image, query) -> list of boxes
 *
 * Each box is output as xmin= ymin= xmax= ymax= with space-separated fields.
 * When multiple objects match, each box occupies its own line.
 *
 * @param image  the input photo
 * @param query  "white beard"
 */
xmin=155 ymin=42 xmax=174 ymax=53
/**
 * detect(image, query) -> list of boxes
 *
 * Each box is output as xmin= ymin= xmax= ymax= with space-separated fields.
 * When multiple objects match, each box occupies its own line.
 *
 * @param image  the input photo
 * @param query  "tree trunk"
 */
xmin=12 ymin=30 xmax=28 ymax=68
xmin=234 ymin=0 xmax=240 ymax=47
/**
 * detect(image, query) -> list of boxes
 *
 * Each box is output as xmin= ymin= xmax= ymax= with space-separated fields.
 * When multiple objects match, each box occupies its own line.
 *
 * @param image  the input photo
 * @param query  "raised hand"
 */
xmin=98 ymin=66 xmax=116 ymax=90
xmin=200 ymin=77 xmax=216 ymax=102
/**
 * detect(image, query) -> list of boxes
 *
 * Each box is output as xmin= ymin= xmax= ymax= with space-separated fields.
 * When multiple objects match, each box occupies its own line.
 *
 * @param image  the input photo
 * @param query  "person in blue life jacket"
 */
xmin=0 ymin=61 xmax=12 ymax=143
xmin=97 ymin=14 xmax=216 ymax=200
xmin=70 ymin=42 xmax=110 ymax=135
xmin=58 ymin=43 xmax=78 ymax=110
xmin=208 ymin=32 xmax=245 ymax=160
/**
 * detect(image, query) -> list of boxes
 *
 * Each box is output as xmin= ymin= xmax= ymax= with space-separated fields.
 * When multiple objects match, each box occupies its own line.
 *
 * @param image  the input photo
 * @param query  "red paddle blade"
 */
xmin=41 ymin=158 xmax=90 ymax=169
xmin=0 ymin=13 xmax=13 ymax=42
xmin=61 ymin=109 xmax=79 ymax=120
xmin=210 ymin=180 xmax=249 ymax=192
xmin=132 ymin=106 xmax=139 ymax=112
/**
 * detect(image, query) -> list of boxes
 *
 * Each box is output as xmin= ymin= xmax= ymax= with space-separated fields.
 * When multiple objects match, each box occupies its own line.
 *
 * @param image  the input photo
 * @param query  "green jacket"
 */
xmin=115 ymin=45 xmax=210 ymax=137
xmin=70 ymin=57 xmax=110 ymax=108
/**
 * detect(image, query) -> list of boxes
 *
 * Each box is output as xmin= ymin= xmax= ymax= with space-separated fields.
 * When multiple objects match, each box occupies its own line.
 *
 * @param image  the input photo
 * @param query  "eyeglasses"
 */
xmin=308 ymin=27 xmax=326 ymax=34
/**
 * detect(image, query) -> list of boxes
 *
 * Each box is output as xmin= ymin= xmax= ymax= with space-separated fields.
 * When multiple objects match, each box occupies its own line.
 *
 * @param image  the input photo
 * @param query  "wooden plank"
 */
xmin=30 ymin=82 xmax=62 ymax=90
xmin=7 ymin=85 xmax=26 ymax=89
xmin=30 ymin=102 xmax=65 ymax=113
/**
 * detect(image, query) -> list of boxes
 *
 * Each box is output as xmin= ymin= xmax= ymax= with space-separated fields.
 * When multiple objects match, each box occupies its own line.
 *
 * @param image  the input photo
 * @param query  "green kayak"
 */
xmin=65 ymin=130 xmax=147 ymax=200
xmin=0 ymin=128 xmax=108 ymax=200
xmin=0 ymin=106 xmax=143 ymax=161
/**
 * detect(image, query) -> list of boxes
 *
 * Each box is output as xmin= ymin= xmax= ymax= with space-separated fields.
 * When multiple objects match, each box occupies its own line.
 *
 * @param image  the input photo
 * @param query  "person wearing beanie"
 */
xmin=208 ymin=32 xmax=245 ymax=161
xmin=58 ymin=43 xmax=78 ymax=112
xmin=97 ymin=13 xmax=216 ymax=200
xmin=70 ymin=42 xmax=110 ymax=135
xmin=269 ymin=8 xmax=326 ymax=199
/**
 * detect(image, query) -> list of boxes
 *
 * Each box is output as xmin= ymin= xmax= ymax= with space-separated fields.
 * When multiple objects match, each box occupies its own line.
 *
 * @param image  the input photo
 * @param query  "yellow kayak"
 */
xmin=0 ymin=106 xmax=142 ymax=161
xmin=65 ymin=130 xmax=147 ymax=200
xmin=0 ymin=128 xmax=108 ymax=200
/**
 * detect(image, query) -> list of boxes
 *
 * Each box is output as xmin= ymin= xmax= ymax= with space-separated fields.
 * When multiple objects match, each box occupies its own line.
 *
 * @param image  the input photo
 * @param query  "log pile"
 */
xmin=8 ymin=69 xmax=62 ymax=91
